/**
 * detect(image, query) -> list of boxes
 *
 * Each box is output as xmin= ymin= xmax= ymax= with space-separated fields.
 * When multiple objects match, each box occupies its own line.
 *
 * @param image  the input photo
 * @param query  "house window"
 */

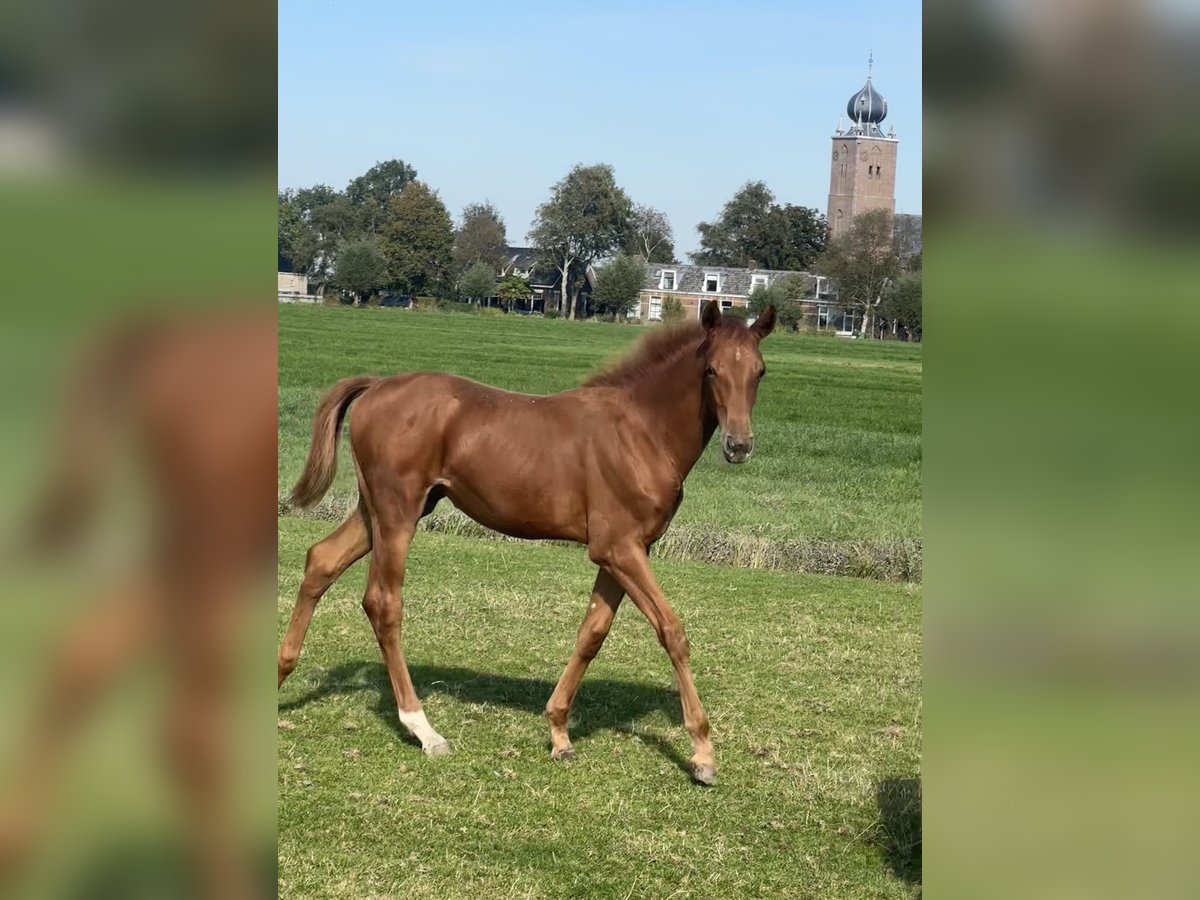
xmin=750 ymin=274 xmax=768 ymax=292
xmin=648 ymin=296 xmax=662 ymax=321
xmin=659 ymin=269 xmax=676 ymax=290
xmin=817 ymin=306 xmax=830 ymax=330
xmin=626 ymin=303 xmax=640 ymax=319
xmin=721 ymin=300 xmax=734 ymax=314
xmin=703 ymin=273 xmax=720 ymax=293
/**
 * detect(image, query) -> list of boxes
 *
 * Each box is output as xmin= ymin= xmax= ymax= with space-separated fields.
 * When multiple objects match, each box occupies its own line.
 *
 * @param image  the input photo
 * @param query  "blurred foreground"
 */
xmin=926 ymin=1 xmax=1200 ymax=897
xmin=0 ymin=1 xmax=276 ymax=897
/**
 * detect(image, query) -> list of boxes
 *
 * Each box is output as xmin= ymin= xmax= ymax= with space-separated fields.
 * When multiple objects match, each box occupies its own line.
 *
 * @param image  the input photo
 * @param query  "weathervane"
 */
xmin=868 ymin=49 xmax=873 ymax=77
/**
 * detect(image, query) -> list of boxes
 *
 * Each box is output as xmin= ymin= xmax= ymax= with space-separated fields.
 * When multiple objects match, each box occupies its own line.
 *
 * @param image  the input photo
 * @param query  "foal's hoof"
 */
xmin=690 ymin=763 xmax=717 ymax=786
xmin=550 ymin=745 xmax=576 ymax=762
xmin=424 ymin=740 xmax=452 ymax=757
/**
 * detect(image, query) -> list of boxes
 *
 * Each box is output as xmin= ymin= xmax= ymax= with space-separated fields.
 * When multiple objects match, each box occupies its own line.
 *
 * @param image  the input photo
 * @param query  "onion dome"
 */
xmin=843 ymin=52 xmax=891 ymax=138
xmin=847 ymin=79 xmax=887 ymax=127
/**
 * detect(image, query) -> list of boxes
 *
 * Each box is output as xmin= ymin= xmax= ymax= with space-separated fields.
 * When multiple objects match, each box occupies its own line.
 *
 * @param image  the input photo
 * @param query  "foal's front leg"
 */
xmin=598 ymin=543 xmax=717 ymax=785
xmin=544 ymin=569 xmax=624 ymax=759
xmin=362 ymin=522 xmax=450 ymax=756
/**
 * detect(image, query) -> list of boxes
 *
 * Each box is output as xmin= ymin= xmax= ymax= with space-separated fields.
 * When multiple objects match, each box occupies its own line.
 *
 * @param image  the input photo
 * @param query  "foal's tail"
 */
xmin=289 ymin=375 xmax=378 ymax=510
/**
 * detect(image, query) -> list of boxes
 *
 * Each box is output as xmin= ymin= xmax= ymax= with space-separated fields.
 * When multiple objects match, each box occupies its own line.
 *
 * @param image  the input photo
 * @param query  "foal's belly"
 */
xmin=439 ymin=433 xmax=589 ymax=543
xmin=443 ymin=480 xmax=587 ymax=543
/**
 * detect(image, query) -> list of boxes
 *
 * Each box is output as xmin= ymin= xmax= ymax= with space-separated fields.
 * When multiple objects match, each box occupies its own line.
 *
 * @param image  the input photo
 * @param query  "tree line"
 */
xmin=279 ymin=158 xmax=919 ymax=338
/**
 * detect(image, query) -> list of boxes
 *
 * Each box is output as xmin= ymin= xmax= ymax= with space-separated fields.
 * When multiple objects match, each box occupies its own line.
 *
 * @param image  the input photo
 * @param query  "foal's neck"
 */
xmin=628 ymin=340 xmax=717 ymax=481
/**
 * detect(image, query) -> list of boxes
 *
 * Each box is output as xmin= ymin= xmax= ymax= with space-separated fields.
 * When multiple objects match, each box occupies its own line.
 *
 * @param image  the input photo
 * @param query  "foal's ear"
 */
xmin=701 ymin=299 xmax=721 ymax=331
xmin=751 ymin=305 xmax=777 ymax=340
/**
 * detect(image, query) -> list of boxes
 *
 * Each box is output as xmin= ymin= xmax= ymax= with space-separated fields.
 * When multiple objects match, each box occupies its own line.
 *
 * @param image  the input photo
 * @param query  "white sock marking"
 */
xmin=397 ymin=708 xmax=446 ymax=750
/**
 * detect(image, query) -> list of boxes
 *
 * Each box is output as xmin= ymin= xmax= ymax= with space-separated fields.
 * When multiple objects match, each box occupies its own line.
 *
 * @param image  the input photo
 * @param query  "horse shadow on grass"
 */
xmin=874 ymin=777 xmax=922 ymax=889
xmin=279 ymin=661 xmax=691 ymax=775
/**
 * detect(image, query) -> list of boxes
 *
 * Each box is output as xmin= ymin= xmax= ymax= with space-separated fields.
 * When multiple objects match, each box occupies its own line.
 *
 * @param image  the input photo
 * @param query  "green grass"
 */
xmin=278 ymin=305 xmax=922 ymax=580
xmin=277 ymin=516 xmax=921 ymax=899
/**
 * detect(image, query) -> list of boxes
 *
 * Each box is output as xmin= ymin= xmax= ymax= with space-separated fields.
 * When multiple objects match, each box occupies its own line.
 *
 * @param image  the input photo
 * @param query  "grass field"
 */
xmin=278 ymin=306 xmax=922 ymax=898
xmin=277 ymin=519 xmax=921 ymax=899
xmin=279 ymin=305 xmax=922 ymax=580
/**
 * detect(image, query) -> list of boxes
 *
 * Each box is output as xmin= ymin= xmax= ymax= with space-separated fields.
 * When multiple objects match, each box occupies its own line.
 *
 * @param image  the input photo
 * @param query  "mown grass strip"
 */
xmin=282 ymin=497 xmax=921 ymax=583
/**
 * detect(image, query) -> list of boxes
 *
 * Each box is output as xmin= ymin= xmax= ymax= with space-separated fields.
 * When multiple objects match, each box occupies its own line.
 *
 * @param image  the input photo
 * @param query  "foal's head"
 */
xmin=700 ymin=299 xmax=776 ymax=463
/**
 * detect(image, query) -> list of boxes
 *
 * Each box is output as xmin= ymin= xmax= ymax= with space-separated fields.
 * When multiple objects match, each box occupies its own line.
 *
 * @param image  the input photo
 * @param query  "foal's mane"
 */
xmin=582 ymin=318 xmax=747 ymax=389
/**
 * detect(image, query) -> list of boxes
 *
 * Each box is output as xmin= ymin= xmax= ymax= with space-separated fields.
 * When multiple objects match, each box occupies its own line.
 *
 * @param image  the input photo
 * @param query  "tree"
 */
xmin=332 ymin=238 xmax=386 ymax=305
xmin=347 ymin=159 xmax=418 ymax=231
xmin=278 ymin=184 xmax=340 ymax=275
xmin=818 ymin=209 xmax=900 ymax=338
xmin=767 ymin=204 xmax=828 ymax=271
xmin=623 ymin=205 xmax=676 ymax=263
xmin=691 ymin=181 xmax=826 ymax=270
xmin=529 ymin=163 xmax=632 ymax=320
xmin=592 ymin=253 xmax=645 ymax=317
xmin=454 ymin=201 xmax=508 ymax=274
xmin=748 ymin=272 xmax=812 ymax=331
xmin=302 ymin=193 xmax=367 ymax=291
xmin=496 ymin=275 xmax=532 ymax=310
xmin=692 ymin=181 xmax=773 ymax=267
xmin=662 ymin=297 xmax=685 ymax=323
xmin=879 ymin=271 xmax=922 ymax=341
xmin=893 ymin=213 xmax=923 ymax=268
xmin=278 ymin=190 xmax=304 ymax=271
xmin=459 ymin=260 xmax=496 ymax=303
xmin=378 ymin=181 xmax=455 ymax=297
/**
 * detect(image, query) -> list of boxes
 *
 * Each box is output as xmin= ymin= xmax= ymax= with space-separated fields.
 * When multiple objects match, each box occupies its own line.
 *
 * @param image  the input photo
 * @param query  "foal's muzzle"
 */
xmin=722 ymin=433 xmax=754 ymax=464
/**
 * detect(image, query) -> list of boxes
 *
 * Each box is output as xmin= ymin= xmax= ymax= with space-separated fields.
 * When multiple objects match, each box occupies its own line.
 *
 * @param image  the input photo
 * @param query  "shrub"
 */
xmin=592 ymin=253 xmax=644 ymax=317
xmin=478 ymin=306 xmax=504 ymax=317
xmin=776 ymin=301 xmax=802 ymax=332
xmin=543 ymin=307 xmax=560 ymax=319
xmin=662 ymin=297 xmax=685 ymax=323
xmin=723 ymin=306 xmax=751 ymax=321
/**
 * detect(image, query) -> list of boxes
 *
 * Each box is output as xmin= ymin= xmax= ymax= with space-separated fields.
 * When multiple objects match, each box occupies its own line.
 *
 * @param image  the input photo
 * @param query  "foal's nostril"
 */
xmin=723 ymin=434 xmax=753 ymax=459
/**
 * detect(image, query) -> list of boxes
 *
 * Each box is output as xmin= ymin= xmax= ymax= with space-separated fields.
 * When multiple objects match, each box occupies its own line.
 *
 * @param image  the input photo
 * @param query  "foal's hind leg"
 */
xmin=277 ymin=502 xmax=371 ymax=687
xmin=362 ymin=501 xmax=449 ymax=756
xmin=545 ymin=569 xmax=624 ymax=759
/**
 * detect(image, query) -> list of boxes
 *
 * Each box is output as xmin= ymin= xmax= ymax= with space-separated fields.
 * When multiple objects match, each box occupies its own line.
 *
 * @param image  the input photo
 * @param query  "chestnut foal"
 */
xmin=279 ymin=300 xmax=776 ymax=784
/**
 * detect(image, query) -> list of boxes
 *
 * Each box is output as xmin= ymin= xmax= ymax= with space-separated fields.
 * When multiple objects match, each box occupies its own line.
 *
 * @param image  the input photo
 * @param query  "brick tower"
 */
xmin=827 ymin=54 xmax=897 ymax=239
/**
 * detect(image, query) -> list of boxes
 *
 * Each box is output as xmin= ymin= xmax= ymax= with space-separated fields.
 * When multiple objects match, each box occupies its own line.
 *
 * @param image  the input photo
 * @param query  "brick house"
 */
xmin=631 ymin=262 xmax=829 ymax=323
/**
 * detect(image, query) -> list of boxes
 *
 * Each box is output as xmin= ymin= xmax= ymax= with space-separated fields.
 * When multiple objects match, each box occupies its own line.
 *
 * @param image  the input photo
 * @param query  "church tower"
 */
xmin=827 ymin=54 xmax=897 ymax=240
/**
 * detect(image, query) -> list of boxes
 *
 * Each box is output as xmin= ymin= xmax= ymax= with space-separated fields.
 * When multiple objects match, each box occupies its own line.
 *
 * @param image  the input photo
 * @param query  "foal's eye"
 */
xmin=757 ymin=368 xmax=766 ymax=380
xmin=705 ymin=365 xmax=716 ymax=377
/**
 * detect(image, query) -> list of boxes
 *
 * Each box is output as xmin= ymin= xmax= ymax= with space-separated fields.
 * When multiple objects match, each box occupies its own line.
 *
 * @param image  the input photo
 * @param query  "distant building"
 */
xmin=633 ymin=262 xmax=856 ymax=327
xmin=278 ymin=272 xmax=314 ymax=303
xmin=632 ymin=263 xmax=792 ymax=322
xmin=828 ymin=54 xmax=898 ymax=240
xmin=501 ymin=246 xmax=560 ymax=313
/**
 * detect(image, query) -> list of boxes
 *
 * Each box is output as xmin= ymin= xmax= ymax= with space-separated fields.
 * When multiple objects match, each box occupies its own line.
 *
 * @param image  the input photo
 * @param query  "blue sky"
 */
xmin=279 ymin=0 xmax=921 ymax=256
